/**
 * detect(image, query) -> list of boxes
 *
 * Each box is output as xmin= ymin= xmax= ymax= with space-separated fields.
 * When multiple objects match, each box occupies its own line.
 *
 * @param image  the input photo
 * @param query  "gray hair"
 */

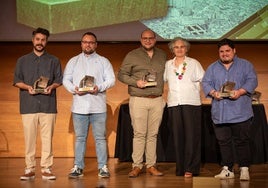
xmin=168 ymin=37 xmax=190 ymax=53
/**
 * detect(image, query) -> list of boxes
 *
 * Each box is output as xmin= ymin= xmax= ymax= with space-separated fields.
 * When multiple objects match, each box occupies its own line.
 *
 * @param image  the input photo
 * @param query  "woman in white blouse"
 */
xmin=164 ymin=37 xmax=204 ymax=178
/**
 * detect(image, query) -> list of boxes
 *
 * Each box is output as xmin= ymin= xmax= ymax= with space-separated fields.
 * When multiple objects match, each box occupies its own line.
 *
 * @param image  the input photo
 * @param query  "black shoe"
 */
xmin=98 ymin=165 xmax=110 ymax=178
xmin=68 ymin=165 xmax=83 ymax=178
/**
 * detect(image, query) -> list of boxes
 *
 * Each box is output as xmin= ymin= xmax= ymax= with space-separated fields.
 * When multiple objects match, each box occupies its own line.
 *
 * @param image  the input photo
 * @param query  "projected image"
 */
xmin=16 ymin=0 xmax=168 ymax=34
xmin=1 ymin=0 xmax=267 ymax=41
xmin=141 ymin=0 xmax=268 ymax=40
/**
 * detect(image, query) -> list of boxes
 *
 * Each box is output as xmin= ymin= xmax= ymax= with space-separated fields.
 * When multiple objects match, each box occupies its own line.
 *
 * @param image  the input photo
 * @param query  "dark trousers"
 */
xmin=213 ymin=119 xmax=252 ymax=170
xmin=168 ymin=105 xmax=202 ymax=176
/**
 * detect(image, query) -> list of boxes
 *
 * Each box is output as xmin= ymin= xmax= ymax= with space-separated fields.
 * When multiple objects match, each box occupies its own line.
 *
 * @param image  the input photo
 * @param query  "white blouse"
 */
xmin=164 ymin=56 xmax=204 ymax=107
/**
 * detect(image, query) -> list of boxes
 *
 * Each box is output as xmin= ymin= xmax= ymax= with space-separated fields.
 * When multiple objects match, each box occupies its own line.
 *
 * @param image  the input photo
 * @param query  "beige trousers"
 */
xmin=21 ymin=113 xmax=56 ymax=170
xmin=129 ymin=96 xmax=165 ymax=169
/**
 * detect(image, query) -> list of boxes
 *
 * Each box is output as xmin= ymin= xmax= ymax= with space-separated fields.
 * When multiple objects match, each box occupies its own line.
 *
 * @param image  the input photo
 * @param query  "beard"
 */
xmin=142 ymin=45 xmax=154 ymax=51
xmin=221 ymin=59 xmax=233 ymax=64
xmin=34 ymin=44 xmax=45 ymax=52
xmin=83 ymin=49 xmax=95 ymax=55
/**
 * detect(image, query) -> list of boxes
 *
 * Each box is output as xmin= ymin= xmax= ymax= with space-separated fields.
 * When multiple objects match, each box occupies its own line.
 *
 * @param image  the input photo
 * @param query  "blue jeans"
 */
xmin=72 ymin=112 xmax=107 ymax=169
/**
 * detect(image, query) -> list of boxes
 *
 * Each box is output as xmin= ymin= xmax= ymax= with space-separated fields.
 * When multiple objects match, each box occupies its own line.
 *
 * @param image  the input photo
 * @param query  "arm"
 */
xmin=45 ymin=83 xmax=61 ymax=94
xmin=97 ymin=59 xmax=116 ymax=92
xmin=13 ymin=58 xmax=37 ymax=95
xmin=230 ymin=62 xmax=257 ymax=100
xmin=163 ymin=61 xmax=168 ymax=82
xmin=191 ymin=59 xmax=205 ymax=82
xmin=118 ymin=54 xmax=139 ymax=87
xmin=45 ymin=58 xmax=63 ymax=94
xmin=202 ymin=65 xmax=217 ymax=98
xmin=118 ymin=54 xmax=147 ymax=88
xmin=63 ymin=58 xmax=76 ymax=94
xmin=14 ymin=82 xmax=36 ymax=95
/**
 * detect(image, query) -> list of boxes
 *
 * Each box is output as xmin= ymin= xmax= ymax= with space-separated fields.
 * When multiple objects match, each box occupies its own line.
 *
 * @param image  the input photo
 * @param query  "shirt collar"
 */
xmin=31 ymin=51 xmax=47 ymax=58
xmin=82 ymin=51 xmax=97 ymax=57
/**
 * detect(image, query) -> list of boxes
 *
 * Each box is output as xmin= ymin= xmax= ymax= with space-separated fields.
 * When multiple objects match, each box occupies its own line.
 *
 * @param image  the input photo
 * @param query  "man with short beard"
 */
xmin=13 ymin=27 xmax=63 ymax=180
xmin=202 ymin=38 xmax=258 ymax=181
xmin=63 ymin=32 xmax=115 ymax=179
xmin=118 ymin=29 xmax=167 ymax=178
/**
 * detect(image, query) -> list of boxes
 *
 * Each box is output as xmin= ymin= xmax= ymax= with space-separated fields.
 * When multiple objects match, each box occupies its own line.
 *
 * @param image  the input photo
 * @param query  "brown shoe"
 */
xmin=146 ymin=166 xmax=163 ymax=176
xmin=20 ymin=169 xmax=35 ymax=180
xmin=128 ymin=167 xmax=141 ymax=178
xmin=41 ymin=168 xmax=56 ymax=180
xmin=184 ymin=172 xmax=193 ymax=178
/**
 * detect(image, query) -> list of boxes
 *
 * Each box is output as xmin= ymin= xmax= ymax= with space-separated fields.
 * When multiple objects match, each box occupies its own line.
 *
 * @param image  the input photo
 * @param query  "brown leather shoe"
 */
xmin=146 ymin=166 xmax=164 ymax=176
xmin=184 ymin=172 xmax=193 ymax=178
xmin=128 ymin=167 xmax=141 ymax=178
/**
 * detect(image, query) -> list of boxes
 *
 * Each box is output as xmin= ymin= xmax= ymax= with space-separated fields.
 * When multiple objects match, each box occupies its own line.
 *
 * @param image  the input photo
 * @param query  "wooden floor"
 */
xmin=0 ymin=158 xmax=267 ymax=188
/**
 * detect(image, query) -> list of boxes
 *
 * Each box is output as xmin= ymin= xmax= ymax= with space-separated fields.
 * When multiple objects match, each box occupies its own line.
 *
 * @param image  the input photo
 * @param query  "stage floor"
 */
xmin=0 ymin=158 xmax=267 ymax=188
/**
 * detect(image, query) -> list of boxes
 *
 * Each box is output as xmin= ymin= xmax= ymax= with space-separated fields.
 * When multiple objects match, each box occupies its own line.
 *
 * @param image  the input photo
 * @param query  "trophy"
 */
xmin=251 ymin=91 xmax=261 ymax=104
xmin=219 ymin=81 xmax=235 ymax=97
xmin=143 ymin=70 xmax=157 ymax=87
xmin=78 ymin=75 xmax=95 ymax=92
xmin=33 ymin=76 xmax=49 ymax=94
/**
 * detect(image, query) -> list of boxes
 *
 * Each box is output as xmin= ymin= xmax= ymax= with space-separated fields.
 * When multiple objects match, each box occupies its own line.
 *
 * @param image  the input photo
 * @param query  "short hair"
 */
xmin=82 ymin=32 xmax=97 ymax=42
xmin=168 ymin=37 xmax=190 ymax=52
xmin=140 ymin=29 xmax=156 ymax=38
xmin=32 ymin=27 xmax=50 ymax=38
xmin=217 ymin=38 xmax=235 ymax=49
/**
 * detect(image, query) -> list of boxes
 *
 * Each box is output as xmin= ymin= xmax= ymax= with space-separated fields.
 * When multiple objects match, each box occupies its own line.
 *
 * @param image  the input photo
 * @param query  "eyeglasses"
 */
xmin=81 ymin=41 xmax=96 ymax=45
xmin=141 ymin=37 xmax=156 ymax=41
xmin=173 ymin=46 xmax=186 ymax=49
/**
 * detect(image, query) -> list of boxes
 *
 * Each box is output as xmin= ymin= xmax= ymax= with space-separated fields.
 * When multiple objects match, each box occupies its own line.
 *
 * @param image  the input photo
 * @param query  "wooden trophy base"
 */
xmin=219 ymin=91 xmax=234 ymax=98
xmin=34 ymin=88 xmax=47 ymax=94
xmin=145 ymin=81 xmax=157 ymax=87
xmin=78 ymin=86 xmax=94 ymax=92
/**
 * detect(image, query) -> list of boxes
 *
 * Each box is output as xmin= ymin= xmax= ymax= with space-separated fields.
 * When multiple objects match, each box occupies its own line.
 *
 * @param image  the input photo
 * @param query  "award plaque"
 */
xmin=78 ymin=75 xmax=95 ymax=92
xmin=143 ymin=70 xmax=157 ymax=87
xmin=219 ymin=81 xmax=235 ymax=97
xmin=33 ymin=76 xmax=49 ymax=94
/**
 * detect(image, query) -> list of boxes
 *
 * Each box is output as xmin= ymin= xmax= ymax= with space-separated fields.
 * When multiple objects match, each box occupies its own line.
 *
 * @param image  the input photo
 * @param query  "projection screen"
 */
xmin=0 ymin=0 xmax=267 ymax=41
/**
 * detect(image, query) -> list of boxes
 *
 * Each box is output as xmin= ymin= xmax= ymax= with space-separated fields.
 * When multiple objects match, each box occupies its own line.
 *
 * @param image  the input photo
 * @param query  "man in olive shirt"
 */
xmin=118 ymin=29 xmax=166 ymax=178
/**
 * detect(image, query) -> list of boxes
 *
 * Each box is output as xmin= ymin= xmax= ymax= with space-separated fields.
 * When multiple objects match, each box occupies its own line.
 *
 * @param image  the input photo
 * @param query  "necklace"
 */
xmin=174 ymin=62 xmax=187 ymax=80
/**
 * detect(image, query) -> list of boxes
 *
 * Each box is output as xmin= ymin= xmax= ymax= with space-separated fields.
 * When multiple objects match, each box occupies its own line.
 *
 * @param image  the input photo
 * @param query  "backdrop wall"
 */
xmin=0 ymin=41 xmax=267 ymax=157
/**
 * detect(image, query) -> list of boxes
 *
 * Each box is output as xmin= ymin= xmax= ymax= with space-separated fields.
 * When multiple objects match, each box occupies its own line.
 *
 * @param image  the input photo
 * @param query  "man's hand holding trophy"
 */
xmin=32 ymin=76 xmax=49 ymax=94
xmin=211 ymin=81 xmax=236 ymax=100
xmin=75 ymin=75 xmax=97 ymax=95
xmin=143 ymin=69 xmax=157 ymax=87
xmin=219 ymin=81 xmax=236 ymax=98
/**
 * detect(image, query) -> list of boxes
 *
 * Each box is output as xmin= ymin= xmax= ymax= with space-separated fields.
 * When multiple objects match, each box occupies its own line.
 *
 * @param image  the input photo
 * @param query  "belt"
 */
xmin=143 ymin=95 xmax=162 ymax=99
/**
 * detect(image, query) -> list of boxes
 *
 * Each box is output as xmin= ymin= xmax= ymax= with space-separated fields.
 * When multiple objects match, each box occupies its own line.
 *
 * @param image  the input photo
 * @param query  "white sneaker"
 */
xmin=240 ymin=167 xmax=250 ymax=181
xmin=214 ymin=166 xmax=234 ymax=179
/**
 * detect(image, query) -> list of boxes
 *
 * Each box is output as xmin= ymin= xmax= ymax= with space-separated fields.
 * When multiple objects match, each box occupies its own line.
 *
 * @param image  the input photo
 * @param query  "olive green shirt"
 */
xmin=118 ymin=47 xmax=166 ymax=97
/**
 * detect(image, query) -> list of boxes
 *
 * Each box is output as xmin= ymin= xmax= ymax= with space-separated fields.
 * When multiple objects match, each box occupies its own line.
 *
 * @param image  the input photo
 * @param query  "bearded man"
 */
xmin=202 ymin=38 xmax=258 ymax=181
